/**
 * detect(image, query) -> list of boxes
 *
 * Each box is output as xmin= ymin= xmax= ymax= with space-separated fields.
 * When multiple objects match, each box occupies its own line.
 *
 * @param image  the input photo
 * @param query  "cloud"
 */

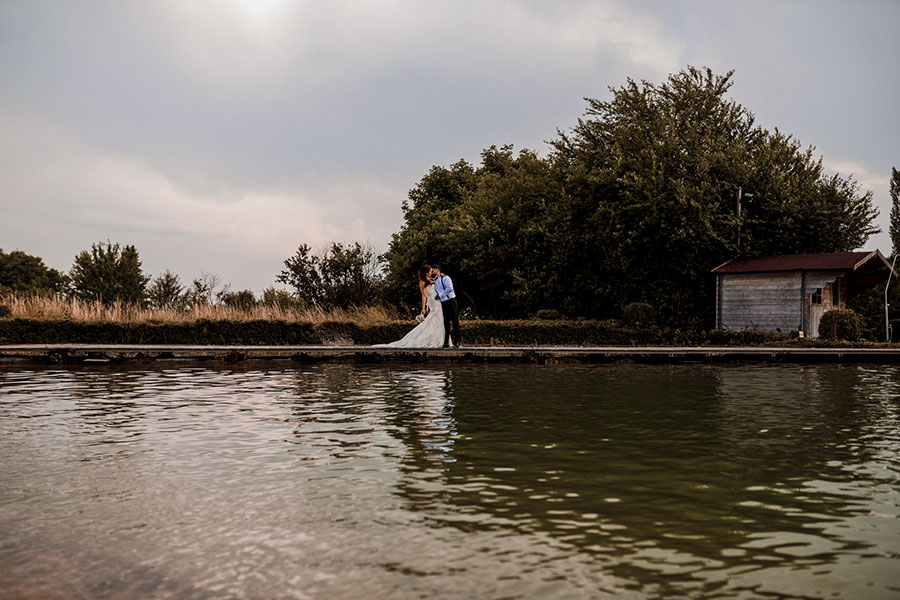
xmin=6 ymin=0 xmax=894 ymax=287
xmin=145 ymin=0 xmax=683 ymax=87
xmin=0 ymin=111 xmax=402 ymax=290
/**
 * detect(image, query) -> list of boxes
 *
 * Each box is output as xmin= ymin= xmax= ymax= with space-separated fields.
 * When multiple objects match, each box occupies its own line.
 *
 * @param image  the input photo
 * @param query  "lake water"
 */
xmin=1 ymin=363 xmax=898 ymax=599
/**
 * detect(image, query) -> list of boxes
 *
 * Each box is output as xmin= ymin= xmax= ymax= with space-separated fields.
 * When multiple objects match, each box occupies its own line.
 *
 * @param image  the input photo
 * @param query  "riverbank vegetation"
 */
xmin=0 ymin=294 xmax=396 ymax=326
xmin=2 ymin=67 xmax=893 ymax=340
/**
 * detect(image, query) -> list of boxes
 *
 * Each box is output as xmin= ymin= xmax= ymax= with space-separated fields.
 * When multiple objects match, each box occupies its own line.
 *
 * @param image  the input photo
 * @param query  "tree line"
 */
xmin=382 ymin=67 xmax=881 ymax=327
xmin=3 ymin=67 xmax=894 ymax=328
xmin=0 ymin=240 xmax=383 ymax=313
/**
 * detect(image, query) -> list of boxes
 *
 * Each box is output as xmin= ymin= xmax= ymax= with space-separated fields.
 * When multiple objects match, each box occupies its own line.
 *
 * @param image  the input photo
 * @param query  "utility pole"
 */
xmin=886 ymin=254 xmax=899 ymax=342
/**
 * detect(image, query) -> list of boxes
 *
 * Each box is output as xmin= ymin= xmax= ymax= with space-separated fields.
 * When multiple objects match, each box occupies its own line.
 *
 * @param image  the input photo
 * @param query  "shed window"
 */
xmin=811 ymin=288 xmax=822 ymax=304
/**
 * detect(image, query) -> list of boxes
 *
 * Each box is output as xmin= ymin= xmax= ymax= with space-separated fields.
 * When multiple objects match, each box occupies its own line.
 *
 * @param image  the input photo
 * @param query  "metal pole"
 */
xmin=885 ymin=254 xmax=899 ymax=342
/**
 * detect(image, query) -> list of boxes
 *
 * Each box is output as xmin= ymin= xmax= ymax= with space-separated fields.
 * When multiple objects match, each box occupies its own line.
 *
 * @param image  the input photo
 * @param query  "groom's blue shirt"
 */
xmin=434 ymin=274 xmax=456 ymax=302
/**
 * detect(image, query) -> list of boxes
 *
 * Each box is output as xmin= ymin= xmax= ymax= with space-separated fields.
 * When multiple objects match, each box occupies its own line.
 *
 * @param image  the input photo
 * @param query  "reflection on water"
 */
xmin=1 ymin=363 xmax=898 ymax=599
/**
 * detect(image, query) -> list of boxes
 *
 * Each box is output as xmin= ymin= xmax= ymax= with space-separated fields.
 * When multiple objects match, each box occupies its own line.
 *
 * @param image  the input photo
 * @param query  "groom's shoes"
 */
xmin=453 ymin=343 xmax=460 ymax=348
xmin=442 ymin=344 xmax=450 ymax=349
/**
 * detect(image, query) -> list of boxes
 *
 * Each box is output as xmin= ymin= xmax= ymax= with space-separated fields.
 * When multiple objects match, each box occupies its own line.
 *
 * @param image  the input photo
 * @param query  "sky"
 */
xmin=1 ymin=0 xmax=898 ymax=294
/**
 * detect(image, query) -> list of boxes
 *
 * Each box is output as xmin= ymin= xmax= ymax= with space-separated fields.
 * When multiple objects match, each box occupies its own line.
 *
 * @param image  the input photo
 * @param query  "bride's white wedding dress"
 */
xmin=375 ymin=284 xmax=449 ymax=348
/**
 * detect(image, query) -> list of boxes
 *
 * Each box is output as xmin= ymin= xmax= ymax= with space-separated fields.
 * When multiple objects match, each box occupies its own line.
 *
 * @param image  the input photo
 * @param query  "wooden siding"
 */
xmin=718 ymin=272 xmax=802 ymax=332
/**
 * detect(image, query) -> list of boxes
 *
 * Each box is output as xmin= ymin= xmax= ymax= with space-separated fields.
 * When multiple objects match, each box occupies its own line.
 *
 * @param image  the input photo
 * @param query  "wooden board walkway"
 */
xmin=2 ymin=344 xmax=900 ymax=365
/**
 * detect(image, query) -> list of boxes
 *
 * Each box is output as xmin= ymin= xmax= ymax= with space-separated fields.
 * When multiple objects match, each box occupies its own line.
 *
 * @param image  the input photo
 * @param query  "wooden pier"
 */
xmin=2 ymin=344 xmax=900 ymax=365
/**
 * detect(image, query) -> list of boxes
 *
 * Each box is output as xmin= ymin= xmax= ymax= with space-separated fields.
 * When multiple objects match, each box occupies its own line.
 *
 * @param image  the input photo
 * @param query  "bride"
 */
xmin=375 ymin=265 xmax=449 ymax=348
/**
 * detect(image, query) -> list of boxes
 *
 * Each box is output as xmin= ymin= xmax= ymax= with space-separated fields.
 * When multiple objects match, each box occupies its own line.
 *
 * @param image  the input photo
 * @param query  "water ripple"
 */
xmin=1 ymin=363 xmax=899 ymax=598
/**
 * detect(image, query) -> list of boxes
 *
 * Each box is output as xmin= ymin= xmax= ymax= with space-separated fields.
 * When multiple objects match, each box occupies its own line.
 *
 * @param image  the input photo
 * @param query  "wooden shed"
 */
xmin=712 ymin=251 xmax=894 ymax=337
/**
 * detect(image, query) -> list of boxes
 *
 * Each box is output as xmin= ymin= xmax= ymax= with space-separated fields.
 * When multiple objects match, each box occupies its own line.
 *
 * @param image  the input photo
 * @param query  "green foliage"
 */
xmin=848 ymin=284 xmax=899 ymax=341
xmin=534 ymin=309 xmax=562 ymax=320
xmin=221 ymin=289 xmax=257 ymax=310
xmin=383 ymin=147 xmax=561 ymax=318
xmin=183 ymin=272 xmax=225 ymax=308
xmin=818 ymin=309 xmax=862 ymax=342
xmin=5 ymin=316 xmax=864 ymax=347
xmin=383 ymin=67 xmax=880 ymax=328
xmin=621 ymin=303 xmax=656 ymax=329
xmin=0 ymin=318 xmax=318 ymax=345
xmin=277 ymin=242 xmax=383 ymax=309
xmin=69 ymin=241 xmax=149 ymax=305
xmin=147 ymin=270 xmax=185 ymax=310
xmin=262 ymin=287 xmax=305 ymax=311
xmin=0 ymin=249 xmax=68 ymax=295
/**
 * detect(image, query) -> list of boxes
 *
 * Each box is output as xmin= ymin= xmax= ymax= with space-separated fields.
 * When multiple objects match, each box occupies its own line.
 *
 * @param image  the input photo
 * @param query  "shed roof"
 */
xmin=712 ymin=250 xmax=892 ymax=274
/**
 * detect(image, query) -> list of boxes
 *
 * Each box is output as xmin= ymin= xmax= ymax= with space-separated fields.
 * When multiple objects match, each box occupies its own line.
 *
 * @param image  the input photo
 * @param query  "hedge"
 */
xmin=818 ymin=309 xmax=862 ymax=342
xmin=0 ymin=318 xmax=318 ymax=345
xmin=0 ymin=317 xmax=799 ymax=346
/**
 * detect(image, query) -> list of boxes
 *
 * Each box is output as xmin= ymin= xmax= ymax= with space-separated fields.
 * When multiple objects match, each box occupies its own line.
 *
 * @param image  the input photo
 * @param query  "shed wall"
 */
xmin=718 ymin=273 xmax=802 ymax=332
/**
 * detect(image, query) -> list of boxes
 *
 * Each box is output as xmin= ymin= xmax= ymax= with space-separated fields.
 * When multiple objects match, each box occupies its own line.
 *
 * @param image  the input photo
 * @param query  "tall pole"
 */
xmin=885 ymin=254 xmax=899 ymax=342
xmin=736 ymin=187 xmax=742 ymax=256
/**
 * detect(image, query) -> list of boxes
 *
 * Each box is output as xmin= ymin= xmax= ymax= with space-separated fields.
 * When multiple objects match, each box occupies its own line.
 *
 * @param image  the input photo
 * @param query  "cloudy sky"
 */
xmin=2 ymin=0 xmax=898 ymax=293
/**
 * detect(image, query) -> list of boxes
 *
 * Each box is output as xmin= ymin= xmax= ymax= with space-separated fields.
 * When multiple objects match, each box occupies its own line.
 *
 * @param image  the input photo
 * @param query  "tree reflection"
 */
xmin=375 ymin=363 xmax=899 ymax=596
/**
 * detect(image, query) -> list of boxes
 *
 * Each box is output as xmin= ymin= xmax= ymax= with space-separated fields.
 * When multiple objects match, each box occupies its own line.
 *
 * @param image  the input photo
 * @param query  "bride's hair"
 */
xmin=418 ymin=265 xmax=432 ymax=282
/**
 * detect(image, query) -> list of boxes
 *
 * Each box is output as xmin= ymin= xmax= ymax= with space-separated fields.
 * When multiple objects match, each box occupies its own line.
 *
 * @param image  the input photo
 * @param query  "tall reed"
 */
xmin=0 ymin=294 xmax=401 ymax=325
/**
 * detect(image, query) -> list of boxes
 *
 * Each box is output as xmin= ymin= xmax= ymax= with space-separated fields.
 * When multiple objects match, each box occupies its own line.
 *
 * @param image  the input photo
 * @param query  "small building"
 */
xmin=712 ymin=251 xmax=894 ymax=337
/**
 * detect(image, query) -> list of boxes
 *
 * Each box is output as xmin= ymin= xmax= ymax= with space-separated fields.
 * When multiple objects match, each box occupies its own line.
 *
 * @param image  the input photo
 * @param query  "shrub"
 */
xmin=221 ymin=289 xmax=258 ymax=311
xmin=147 ymin=270 xmax=185 ymax=310
xmin=818 ymin=309 xmax=861 ymax=342
xmin=621 ymin=302 xmax=655 ymax=328
xmin=533 ymin=309 xmax=562 ymax=320
xmin=0 ymin=304 xmax=11 ymax=318
xmin=262 ymin=287 xmax=305 ymax=311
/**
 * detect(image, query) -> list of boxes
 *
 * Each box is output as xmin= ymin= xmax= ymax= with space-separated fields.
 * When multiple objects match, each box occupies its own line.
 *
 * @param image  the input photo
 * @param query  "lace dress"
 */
xmin=375 ymin=284 xmax=449 ymax=348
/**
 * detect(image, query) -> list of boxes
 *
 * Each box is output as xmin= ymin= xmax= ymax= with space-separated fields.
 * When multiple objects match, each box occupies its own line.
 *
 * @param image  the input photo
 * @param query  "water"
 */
xmin=1 ymin=363 xmax=898 ymax=599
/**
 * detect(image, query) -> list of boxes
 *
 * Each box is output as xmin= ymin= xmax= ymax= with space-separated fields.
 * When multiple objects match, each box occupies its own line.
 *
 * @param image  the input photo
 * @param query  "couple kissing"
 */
xmin=374 ymin=264 xmax=461 ymax=349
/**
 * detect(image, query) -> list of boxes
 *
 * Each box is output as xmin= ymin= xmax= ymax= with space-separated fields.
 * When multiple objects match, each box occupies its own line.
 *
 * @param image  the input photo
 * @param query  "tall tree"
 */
xmin=890 ymin=167 xmax=900 ymax=257
xmin=147 ymin=270 xmax=185 ymax=309
xmin=552 ymin=67 xmax=878 ymax=324
xmin=69 ymin=241 xmax=149 ymax=305
xmin=278 ymin=242 xmax=383 ymax=309
xmin=0 ymin=249 xmax=68 ymax=295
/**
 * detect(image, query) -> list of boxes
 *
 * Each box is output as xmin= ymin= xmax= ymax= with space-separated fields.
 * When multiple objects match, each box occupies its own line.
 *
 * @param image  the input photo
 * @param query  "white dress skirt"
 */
xmin=375 ymin=284 xmax=450 ymax=348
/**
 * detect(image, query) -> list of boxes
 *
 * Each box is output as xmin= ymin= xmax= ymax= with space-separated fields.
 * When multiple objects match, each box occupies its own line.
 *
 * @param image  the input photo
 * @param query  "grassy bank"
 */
xmin=0 ymin=294 xmax=396 ymax=325
xmin=0 ymin=295 xmax=879 ymax=347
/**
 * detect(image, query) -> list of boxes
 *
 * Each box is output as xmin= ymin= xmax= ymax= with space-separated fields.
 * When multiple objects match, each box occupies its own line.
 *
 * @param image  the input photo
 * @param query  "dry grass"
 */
xmin=0 ymin=294 xmax=401 ymax=325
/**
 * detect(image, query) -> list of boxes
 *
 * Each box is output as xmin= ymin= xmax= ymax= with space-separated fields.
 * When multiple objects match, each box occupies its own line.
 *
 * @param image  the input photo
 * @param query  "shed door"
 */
xmin=808 ymin=288 xmax=825 ymax=338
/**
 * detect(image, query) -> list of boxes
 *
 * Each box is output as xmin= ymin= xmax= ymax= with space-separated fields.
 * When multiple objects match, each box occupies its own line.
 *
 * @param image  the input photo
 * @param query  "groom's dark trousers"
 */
xmin=441 ymin=297 xmax=461 ymax=347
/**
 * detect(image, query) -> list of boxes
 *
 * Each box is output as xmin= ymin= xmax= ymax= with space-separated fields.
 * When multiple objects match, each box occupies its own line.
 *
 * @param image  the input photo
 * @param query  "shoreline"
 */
xmin=3 ymin=344 xmax=900 ymax=365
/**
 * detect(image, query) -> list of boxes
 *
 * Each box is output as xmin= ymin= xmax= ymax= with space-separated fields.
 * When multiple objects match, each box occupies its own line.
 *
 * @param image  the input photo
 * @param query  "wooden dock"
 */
xmin=2 ymin=344 xmax=900 ymax=365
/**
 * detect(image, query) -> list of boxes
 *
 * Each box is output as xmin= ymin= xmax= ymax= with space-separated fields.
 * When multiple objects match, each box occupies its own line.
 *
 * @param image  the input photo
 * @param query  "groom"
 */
xmin=432 ymin=265 xmax=461 ymax=348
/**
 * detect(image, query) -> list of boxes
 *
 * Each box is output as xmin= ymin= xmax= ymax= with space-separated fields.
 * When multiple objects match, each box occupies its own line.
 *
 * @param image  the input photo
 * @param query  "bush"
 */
xmin=533 ymin=309 xmax=562 ymax=320
xmin=262 ymin=288 xmax=305 ymax=311
xmin=0 ymin=318 xmax=318 ymax=345
xmin=621 ymin=302 xmax=655 ymax=328
xmin=818 ymin=309 xmax=862 ymax=342
xmin=848 ymin=285 xmax=898 ymax=341
xmin=0 ymin=304 xmax=11 ymax=318
xmin=221 ymin=289 xmax=258 ymax=311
